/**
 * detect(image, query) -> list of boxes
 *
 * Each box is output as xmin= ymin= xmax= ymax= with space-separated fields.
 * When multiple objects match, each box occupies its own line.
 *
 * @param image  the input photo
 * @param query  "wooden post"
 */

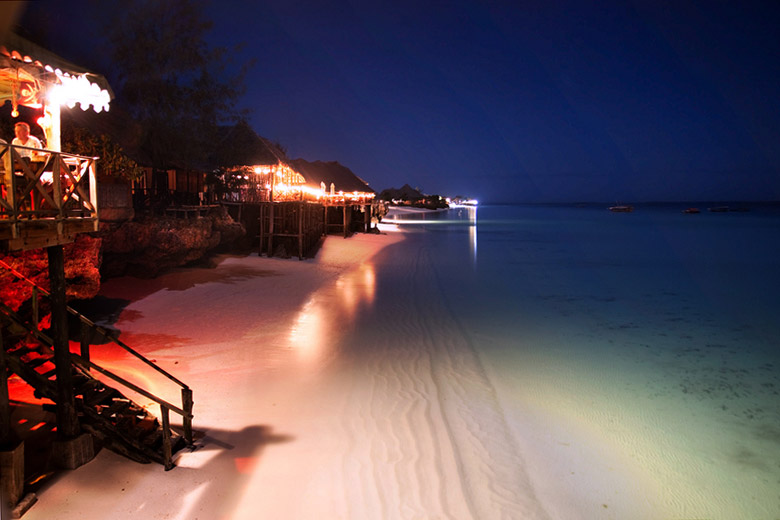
xmin=161 ymin=406 xmax=173 ymax=471
xmin=298 ymin=202 xmax=304 ymax=260
xmin=323 ymin=205 xmax=329 ymax=236
xmin=258 ymin=203 xmax=265 ymax=255
xmin=32 ymin=287 xmax=39 ymax=330
xmin=0 ymin=328 xmax=10 ymax=445
xmin=182 ymin=387 xmax=193 ymax=446
xmin=267 ymin=203 xmax=274 ymax=257
xmin=3 ymin=145 xmax=17 ymax=239
xmin=88 ymin=160 xmax=98 ymax=230
xmin=47 ymin=245 xmax=79 ymax=439
xmin=80 ymin=320 xmax=90 ymax=367
xmin=342 ymin=205 xmax=348 ymax=238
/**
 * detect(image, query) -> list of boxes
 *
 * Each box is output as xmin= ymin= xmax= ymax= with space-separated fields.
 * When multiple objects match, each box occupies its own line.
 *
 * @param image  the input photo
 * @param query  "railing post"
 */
xmin=161 ymin=406 xmax=173 ymax=471
xmin=88 ymin=159 xmax=99 ymax=230
xmin=80 ymin=320 xmax=91 ymax=368
xmin=182 ymin=387 xmax=193 ymax=446
xmin=51 ymin=153 xmax=63 ymax=219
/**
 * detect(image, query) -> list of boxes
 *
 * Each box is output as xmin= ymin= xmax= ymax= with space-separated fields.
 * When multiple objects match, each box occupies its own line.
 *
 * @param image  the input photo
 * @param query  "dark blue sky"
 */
xmin=19 ymin=1 xmax=780 ymax=202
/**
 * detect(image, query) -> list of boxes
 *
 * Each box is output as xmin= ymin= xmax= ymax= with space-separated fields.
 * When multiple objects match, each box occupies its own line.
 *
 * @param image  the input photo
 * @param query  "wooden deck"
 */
xmin=1 ymin=144 xmax=99 ymax=252
xmin=224 ymin=200 xmax=377 ymax=260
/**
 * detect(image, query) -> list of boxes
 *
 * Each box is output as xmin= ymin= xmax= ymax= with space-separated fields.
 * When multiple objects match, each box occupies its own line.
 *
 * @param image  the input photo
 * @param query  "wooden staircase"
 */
xmin=1 ymin=263 xmax=193 ymax=470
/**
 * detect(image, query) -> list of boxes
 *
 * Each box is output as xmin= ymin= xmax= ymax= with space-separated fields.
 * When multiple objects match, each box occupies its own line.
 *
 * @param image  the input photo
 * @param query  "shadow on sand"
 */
xmin=19 ymin=420 xmax=293 ymax=519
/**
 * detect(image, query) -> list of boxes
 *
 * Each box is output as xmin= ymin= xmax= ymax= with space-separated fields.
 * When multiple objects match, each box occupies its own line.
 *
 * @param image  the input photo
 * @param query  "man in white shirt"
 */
xmin=12 ymin=122 xmax=43 ymax=159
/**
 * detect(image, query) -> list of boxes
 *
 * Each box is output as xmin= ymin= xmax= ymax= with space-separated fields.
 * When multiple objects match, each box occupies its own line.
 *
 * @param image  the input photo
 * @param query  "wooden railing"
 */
xmin=0 ymin=143 xmax=99 ymax=239
xmin=0 ymin=260 xmax=193 ymax=469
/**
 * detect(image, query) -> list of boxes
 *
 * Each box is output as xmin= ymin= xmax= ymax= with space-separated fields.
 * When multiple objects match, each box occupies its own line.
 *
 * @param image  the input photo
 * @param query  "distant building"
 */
xmin=288 ymin=158 xmax=375 ymax=204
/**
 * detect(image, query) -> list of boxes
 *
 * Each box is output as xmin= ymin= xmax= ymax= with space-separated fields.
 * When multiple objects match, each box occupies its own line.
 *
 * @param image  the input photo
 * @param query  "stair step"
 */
xmin=112 ymin=417 xmax=142 ymax=437
xmin=23 ymin=356 xmax=51 ymax=369
xmin=40 ymin=368 xmax=57 ymax=379
xmin=128 ymin=418 xmax=158 ymax=440
xmin=83 ymin=387 xmax=119 ymax=407
xmin=5 ymin=342 xmax=34 ymax=356
xmin=100 ymin=399 xmax=132 ymax=418
xmin=74 ymin=376 xmax=100 ymax=392
xmin=142 ymin=430 xmax=163 ymax=448
xmin=72 ymin=371 xmax=92 ymax=385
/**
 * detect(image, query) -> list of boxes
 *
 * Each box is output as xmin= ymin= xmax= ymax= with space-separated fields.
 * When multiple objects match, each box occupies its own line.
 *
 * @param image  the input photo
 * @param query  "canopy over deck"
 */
xmin=1 ymin=32 xmax=113 ymax=110
xmin=1 ymin=32 xmax=114 ymax=152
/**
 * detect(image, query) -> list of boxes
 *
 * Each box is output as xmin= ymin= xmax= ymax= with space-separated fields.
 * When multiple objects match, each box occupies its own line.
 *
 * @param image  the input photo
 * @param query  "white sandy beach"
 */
xmin=13 ymin=210 xmax=775 ymax=519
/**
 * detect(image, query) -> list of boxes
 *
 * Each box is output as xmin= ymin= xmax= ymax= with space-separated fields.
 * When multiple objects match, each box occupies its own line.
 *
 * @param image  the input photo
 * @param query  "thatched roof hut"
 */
xmin=213 ymin=120 xmax=287 ymax=169
xmin=288 ymin=158 xmax=375 ymax=201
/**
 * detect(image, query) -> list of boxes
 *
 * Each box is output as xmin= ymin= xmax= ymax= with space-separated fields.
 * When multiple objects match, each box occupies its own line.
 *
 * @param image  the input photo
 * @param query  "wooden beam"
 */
xmin=267 ymin=203 xmax=274 ymax=257
xmin=298 ymin=202 xmax=304 ymax=260
xmin=47 ymin=245 xmax=79 ymax=438
xmin=0 ymin=327 xmax=10 ymax=445
xmin=258 ymin=203 xmax=265 ymax=255
xmin=323 ymin=205 xmax=328 ymax=236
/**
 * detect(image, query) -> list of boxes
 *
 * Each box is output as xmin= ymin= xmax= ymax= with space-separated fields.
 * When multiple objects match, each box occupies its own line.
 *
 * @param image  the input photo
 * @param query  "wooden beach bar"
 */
xmin=1 ymin=32 xmax=194 ymax=517
xmin=213 ymin=122 xmax=379 ymax=259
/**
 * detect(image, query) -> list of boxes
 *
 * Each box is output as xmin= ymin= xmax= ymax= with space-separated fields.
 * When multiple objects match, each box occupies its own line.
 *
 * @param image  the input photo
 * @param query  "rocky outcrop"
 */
xmin=1 ymin=207 xmax=244 ymax=315
xmin=98 ymin=206 xmax=245 ymax=278
xmin=0 ymin=234 xmax=102 ymax=312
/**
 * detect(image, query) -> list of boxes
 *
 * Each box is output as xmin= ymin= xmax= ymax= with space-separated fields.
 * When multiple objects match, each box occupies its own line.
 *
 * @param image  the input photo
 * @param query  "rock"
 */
xmin=98 ymin=208 xmax=246 ymax=278
xmin=0 ymin=235 xmax=102 ymax=312
xmin=1 ymin=208 xmax=245 ymax=311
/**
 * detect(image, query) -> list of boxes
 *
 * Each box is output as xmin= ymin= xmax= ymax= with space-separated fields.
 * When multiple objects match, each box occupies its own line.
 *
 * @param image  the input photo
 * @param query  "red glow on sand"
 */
xmin=233 ymin=457 xmax=257 ymax=474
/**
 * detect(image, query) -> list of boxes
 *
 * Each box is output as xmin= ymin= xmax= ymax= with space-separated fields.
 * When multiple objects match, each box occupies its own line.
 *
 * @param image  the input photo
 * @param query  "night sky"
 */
xmin=17 ymin=1 xmax=780 ymax=203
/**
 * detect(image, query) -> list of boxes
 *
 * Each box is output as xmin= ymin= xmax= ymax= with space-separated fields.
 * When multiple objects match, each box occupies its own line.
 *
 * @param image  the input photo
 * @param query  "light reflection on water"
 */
xmin=381 ymin=205 xmax=479 ymax=265
xmin=289 ymin=262 xmax=377 ymax=366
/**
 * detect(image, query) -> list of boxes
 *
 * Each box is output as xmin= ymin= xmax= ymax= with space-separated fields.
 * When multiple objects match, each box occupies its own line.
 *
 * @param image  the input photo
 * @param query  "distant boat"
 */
xmin=608 ymin=205 xmax=634 ymax=212
xmin=708 ymin=206 xmax=730 ymax=212
xmin=682 ymin=207 xmax=700 ymax=214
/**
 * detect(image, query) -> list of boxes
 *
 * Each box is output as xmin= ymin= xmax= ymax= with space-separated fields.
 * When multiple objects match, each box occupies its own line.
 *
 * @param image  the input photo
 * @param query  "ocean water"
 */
xmin=375 ymin=204 xmax=780 ymax=518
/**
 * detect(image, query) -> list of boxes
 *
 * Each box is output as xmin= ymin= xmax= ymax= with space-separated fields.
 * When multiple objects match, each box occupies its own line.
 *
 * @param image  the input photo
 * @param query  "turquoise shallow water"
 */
xmin=382 ymin=203 xmax=780 ymax=517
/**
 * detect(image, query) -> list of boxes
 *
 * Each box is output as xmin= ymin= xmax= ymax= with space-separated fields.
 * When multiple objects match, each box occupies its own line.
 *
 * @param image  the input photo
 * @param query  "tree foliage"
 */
xmin=61 ymin=119 xmax=145 ymax=180
xmin=103 ymin=0 xmax=251 ymax=170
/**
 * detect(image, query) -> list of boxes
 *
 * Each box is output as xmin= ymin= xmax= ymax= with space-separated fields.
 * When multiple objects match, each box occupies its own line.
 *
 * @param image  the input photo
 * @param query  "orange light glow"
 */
xmin=234 ymin=456 xmax=259 ymax=474
xmin=289 ymin=262 xmax=376 ymax=365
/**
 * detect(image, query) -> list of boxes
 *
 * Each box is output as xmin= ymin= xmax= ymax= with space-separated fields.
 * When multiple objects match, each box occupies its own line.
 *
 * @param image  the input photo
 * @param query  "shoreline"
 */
xmin=14 ymin=212 xmax=738 ymax=519
xmin=17 ymin=231 xmax=407 ymax=520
